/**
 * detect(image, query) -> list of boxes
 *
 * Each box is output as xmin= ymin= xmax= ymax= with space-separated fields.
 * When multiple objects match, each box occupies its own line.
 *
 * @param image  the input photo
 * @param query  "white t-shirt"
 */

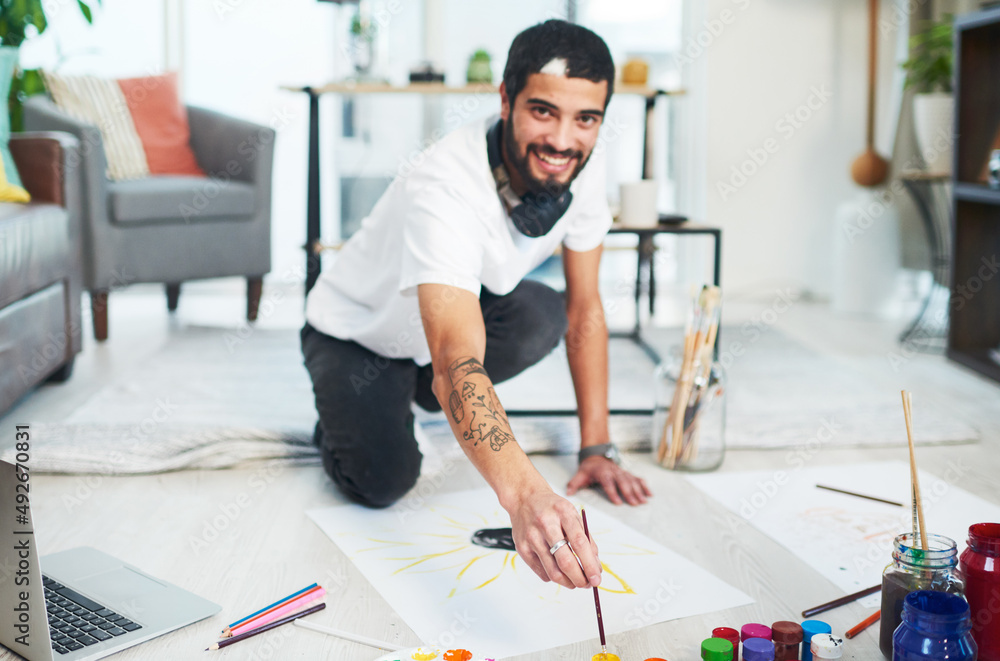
xmin=305 ymin=117 xmax=613 ymax=366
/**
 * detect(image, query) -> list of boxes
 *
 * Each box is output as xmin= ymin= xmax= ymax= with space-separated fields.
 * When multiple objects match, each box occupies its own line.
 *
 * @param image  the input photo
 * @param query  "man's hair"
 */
xmin=503 ymin=20 xmax=615 ymax=109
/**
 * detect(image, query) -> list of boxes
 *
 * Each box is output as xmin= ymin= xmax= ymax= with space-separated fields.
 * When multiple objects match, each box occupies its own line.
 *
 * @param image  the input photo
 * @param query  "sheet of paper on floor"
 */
xmin=686 ymin=461 xmax=1000 ymax=608
xmin=307 ymin=488 xmax=752 ymax=659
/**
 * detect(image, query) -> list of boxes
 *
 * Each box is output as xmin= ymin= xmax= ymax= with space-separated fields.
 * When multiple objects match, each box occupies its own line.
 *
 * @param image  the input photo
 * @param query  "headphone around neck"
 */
xmin=486 ymin=119 xmax=572 ymax=238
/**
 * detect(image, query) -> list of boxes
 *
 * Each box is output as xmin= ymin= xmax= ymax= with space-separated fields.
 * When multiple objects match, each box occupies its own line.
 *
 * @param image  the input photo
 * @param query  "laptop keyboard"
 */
xmin=43 ymin=576 xmax=142 ymax=655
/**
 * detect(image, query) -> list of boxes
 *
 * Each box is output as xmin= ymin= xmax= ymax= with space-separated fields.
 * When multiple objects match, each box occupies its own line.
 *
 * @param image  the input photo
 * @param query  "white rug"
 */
xmin=4 ymin=325 xmax=978 ymax=474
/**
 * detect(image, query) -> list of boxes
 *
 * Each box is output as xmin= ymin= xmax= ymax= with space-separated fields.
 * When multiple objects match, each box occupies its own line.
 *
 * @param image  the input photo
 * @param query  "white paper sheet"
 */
xmin=307 ymin=488 xmax=752 ymax=659
xmin=686 ymin=461 xmax=1000 ymax=607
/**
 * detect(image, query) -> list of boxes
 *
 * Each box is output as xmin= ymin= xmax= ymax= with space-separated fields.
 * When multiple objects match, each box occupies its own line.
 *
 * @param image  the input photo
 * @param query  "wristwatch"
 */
xmin=578 ymin=442 xmax=621 ymax=465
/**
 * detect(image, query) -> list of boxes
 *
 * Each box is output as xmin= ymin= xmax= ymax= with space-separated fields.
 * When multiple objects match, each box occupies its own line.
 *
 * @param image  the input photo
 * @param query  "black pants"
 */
xmin=301 ymin=280 xmax=568 ymax=508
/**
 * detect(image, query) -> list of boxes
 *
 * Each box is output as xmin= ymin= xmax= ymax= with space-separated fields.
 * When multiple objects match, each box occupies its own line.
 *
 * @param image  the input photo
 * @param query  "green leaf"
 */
xmin=20 ymin=68 xmax=44 ymax=96
xmin=77 ymin=0 xmax=92 ymax=23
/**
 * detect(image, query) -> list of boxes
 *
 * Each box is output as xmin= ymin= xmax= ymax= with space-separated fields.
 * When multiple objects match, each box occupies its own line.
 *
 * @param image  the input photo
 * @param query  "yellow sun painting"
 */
xmin=349 ymin=502 xmax=650 ymax=603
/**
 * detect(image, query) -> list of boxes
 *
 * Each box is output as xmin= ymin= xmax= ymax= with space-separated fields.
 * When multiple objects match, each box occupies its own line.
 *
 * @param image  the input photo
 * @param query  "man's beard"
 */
xmin=502 ymin=118 xmax=591 ymax=200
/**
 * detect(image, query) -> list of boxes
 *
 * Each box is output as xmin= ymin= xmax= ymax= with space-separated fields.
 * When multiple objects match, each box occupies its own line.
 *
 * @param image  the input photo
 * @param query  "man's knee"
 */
xmin=321 ymin=441 xmax=422 ymax=509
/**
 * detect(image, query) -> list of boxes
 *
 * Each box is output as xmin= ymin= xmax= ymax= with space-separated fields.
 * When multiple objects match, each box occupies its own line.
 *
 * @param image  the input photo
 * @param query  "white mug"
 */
xmin=618 ymin=180 xmax=659 ymax=228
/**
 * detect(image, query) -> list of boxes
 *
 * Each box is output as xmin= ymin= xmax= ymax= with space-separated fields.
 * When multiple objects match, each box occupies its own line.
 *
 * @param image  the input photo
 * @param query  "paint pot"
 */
xmin=810 ymin=633 xmax=843 ymax=660
xmin=713 ymin=627 xmax=741 ymax=661
xmin=771 ymin=621 xmax=803 ymax=661
xmin=442 ymin=650 xmax=473 ymax=661
xmin=960 ymin=522 xmax=1000 ymax=661
xmin=702 ymin=637 xmax=734 ymax=660
xmin=879 ymin=533 xmax=965 ymax=659
xmin=893 ymin=591 xmax=977 ymax=661
xmin=741 ymin=623 xmax=771 ymax=659
xmin=800 ymin=620 xmax=831 ymax=661
xmin=742 ymin=637 xmax=775 ymax=661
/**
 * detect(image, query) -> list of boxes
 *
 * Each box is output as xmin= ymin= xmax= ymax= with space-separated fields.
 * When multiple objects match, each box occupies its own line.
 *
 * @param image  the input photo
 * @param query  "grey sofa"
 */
xmin=0 ymin=132 xmax=82 ymax=417
xmin=24 ymin=96 xmax=274 ymax=341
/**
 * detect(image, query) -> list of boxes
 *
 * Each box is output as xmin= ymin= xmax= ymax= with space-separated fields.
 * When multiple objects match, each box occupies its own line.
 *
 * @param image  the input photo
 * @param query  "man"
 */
xmin=302 ymin=20 xmax=651 ymax=591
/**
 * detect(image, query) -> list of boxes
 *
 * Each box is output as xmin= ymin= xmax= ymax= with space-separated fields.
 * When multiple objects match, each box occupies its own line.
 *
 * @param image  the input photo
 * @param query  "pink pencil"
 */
xmin=227 ymin=588 xmax=326 ymax=637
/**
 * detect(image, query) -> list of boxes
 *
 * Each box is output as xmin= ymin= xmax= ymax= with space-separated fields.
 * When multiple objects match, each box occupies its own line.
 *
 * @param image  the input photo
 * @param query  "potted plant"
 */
xmin=0 ymin=0 xmax=99 ymax=131
xmin=901 ymin=15 xmax=953 ymax=174
xmin=466 ymin=49 xmax=492 ymax=84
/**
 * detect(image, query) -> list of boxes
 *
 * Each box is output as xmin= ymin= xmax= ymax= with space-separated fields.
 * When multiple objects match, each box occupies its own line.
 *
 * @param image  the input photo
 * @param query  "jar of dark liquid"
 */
xmin=960 ymin=522 xmax=1000 ymax=661
xmin=879 ymin=532 xmax=965 ymax=659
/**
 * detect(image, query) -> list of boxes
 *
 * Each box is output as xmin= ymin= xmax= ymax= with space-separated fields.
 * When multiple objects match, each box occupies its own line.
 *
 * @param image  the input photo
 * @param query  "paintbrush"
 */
xmin=581 ymin=509 xmax=607 ymax=656
xmin=901 ymin=390 xmax=928 ymax=551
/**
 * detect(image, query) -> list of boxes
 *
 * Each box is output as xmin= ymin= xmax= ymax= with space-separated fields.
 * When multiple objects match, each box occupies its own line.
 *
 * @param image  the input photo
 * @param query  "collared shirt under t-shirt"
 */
xmin=305 ymin=117 xmax=613 ymax=366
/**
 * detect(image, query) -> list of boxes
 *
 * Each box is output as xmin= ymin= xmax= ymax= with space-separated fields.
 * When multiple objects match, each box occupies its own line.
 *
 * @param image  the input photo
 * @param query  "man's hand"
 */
xmin=566 ymin=456 xmax=652 ymax=506
xmin=506 ymin=488 xmax=602 ymax=590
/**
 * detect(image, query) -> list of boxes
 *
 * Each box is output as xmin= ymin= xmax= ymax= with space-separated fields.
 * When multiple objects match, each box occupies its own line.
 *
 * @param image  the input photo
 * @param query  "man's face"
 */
xmin=499 ymin=72 xmax=607 ymax=198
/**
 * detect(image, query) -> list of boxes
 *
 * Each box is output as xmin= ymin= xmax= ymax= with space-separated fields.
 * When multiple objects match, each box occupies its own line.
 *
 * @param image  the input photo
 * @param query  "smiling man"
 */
xmin=302 ymin=20 xmax=651 ymax=590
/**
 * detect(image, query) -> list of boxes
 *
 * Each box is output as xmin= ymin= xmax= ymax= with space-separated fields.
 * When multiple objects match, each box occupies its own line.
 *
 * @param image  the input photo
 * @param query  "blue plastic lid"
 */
xmin=743 ymin=637 xmax=775 ymax=661
xmin=801 ymin=619 xmax=832 ymax=638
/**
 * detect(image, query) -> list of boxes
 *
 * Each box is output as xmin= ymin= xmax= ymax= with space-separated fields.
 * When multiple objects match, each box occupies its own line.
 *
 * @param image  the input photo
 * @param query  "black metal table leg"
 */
xmin=305 ymin=88 xmax=322 ymax=295
xmin=899 ymin=178 xmax=950 ymax=348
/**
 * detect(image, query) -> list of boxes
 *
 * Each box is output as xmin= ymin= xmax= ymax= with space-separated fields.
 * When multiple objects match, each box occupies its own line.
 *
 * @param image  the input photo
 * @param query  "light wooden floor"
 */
xmin=1 ymin=278 xmax=998 ymax=661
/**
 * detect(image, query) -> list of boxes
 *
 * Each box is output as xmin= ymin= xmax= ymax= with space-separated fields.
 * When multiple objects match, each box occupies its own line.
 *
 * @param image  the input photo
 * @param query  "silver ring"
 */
xmin=549 ymin=539 xmax=569 ymax=555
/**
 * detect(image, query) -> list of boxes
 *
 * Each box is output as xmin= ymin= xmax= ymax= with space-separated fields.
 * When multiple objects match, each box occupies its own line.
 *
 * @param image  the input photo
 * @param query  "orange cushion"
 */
xmin=116 ymin=72 xmax=205 ymax=177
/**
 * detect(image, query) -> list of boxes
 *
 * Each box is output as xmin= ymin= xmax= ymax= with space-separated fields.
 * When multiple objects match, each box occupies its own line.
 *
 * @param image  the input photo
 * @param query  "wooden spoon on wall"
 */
xmin=851 ymin=0 xmax=890 ymax=186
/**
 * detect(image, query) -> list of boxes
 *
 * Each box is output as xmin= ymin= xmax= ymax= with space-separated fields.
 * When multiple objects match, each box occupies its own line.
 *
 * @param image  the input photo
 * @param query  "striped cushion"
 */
xmin=41 ymin=71 xmax=150 ymax=181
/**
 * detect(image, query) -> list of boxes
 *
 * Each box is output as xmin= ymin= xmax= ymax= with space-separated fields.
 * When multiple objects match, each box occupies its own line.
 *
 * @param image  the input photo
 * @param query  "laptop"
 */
xmin=0 ymin=460 xmax=220 ymax=660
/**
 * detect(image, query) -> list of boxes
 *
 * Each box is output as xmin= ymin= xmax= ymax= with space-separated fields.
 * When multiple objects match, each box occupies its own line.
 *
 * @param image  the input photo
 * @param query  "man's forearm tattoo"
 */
xmin=447 ymin=357 xmax=513 ymax=452
xmin=448 ymin=356 xmax=488 ymax=382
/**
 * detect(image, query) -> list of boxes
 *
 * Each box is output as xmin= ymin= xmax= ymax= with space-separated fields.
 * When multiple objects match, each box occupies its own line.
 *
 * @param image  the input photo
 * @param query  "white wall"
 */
xmin=704 ymin=0 xmax=902 ymax=299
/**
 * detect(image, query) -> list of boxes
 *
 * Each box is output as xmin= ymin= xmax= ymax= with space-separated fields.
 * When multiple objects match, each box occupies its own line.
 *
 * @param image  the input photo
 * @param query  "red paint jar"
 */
xmin=771 ymin=621 xmax=803 ymax=661
xmin=960 ymin=522 xmax=1000 ymax=661
xmin=714 ymin=627 xmax=741 ymax=661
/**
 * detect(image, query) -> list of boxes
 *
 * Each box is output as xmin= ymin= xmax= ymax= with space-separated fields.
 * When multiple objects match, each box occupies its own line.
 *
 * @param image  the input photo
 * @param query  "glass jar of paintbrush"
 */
xmin=878 ymin=532 xmax=966 ymax=659
xmin=653 ymin=349 xmax=726 ymax=471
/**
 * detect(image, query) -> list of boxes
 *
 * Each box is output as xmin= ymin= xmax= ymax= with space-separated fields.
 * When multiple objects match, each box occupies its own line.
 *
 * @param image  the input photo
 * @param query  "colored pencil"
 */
xmin=292 ymin=619 xmax=403 ymax=651
xmin=581 ymin=509 xmax=607 ymax=654
xmin=846 ymin=610 xmax=881 ymax=639
xmin=815 ymin=485 xmax=904 ymax=508
xmin=801 ymin=584 xmax=881 ymax=618
xmin=206 ymin=602 xmax=326 ymax=651
xmin=222 ymin=582 xmax=318 ymax=634
xmin=227 ymin=587 xmax=326 ymax=637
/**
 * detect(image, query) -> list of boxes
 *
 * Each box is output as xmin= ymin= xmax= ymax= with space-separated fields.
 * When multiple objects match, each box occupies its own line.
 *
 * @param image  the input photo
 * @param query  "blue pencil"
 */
xmin=223 ymin=583 xmax=319 ymax=632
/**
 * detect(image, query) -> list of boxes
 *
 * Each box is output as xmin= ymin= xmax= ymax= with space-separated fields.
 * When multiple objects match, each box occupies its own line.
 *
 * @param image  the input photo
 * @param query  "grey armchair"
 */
xmin=24 ymin=96 xmax=274 ymax=341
